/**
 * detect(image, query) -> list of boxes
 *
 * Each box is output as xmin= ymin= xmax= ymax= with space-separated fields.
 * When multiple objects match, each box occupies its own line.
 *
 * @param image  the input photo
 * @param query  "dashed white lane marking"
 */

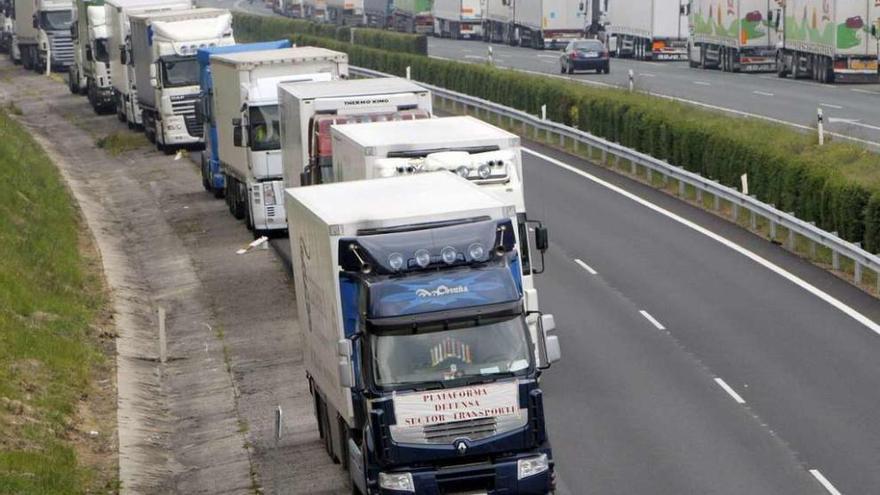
xmin=639 ymin=310 xmax=666 ymax=331
xmin=714 ymin=378 xmax=747 ymax=404
xmin=809 ymin=469 xmax=843 ymax=495
xmin=640 ymin=73 xmax=656 ymax=78
xmin=523 ymin=148 xmax=880 ymax=336
xmin=851 ymin=88 xmax=879 ymax=95
xmin=693 ymin=81 xmax=711 ymax=86
xmin=574 ymin=258 xmax=598 ymax=275
xmin=753 ymin=90 xmax=775 ymax=96
xmin=820 ymin=103 xmax=843 ymax=109
xmin=537 ymin=54 xmax=559 ymax=59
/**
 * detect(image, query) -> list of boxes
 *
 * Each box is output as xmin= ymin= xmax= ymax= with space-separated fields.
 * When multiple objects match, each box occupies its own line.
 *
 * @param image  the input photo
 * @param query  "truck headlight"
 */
xmin=262 ymin=183 xmax=276 ymax=206
xmin=517 ymin=454 xmax=549 ymax=480
xmin=378 ymin=472 xmax=414 ymax=492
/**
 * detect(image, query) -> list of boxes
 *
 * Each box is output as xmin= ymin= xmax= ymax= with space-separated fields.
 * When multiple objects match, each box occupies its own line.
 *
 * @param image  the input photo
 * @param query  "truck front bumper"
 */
xmin=250 ymin=181 xmax=287 ymax=232
xmin=163 ymin=116 xmax=203 ymax=146
xmin=379 ymin=450 xmax=554 ymax=494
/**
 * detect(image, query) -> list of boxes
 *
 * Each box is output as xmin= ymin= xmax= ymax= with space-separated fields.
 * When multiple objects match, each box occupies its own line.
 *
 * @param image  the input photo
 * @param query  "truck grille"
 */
xmin=171 ymin=96 xmax=203 ymax=138
xmin=48 ymin=33 xmax=74 ymax=66
xmin=389 ymin=410 xmax=528 ymax=445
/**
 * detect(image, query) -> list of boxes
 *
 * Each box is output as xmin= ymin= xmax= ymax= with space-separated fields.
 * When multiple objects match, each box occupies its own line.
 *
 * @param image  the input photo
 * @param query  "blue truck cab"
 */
xmin=286 ymin=173 xmax=561 ymax=494
xmin=196 ymin=39 xmax=291 ymax=196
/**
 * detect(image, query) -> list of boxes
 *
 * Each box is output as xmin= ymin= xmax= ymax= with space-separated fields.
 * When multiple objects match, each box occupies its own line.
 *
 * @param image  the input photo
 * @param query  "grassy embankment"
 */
xmin=0 ymin=108 xmax=117 ymax=493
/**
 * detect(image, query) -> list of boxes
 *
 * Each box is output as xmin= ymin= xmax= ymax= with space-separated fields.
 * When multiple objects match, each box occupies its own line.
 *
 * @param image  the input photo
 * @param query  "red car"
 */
xmin=559 ymin=39 xmax=610 ymax=74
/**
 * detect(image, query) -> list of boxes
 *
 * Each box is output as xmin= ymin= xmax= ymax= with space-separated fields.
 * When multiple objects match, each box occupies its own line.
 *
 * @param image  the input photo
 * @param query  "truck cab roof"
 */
xmin=210 ymin=46 xmax=347 ymax=66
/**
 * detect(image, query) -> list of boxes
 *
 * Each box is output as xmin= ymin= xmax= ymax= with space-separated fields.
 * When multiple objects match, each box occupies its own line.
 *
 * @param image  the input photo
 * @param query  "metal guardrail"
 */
xmin=351 ymin=65 xmax=880 ymax=292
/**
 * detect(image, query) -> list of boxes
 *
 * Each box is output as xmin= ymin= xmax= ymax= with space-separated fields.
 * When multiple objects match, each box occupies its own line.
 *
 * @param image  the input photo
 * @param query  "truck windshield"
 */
xmin=370 ymin=315 xmax=532 ymax=389
xmin=40 ymin=10 xmax=72 ymax=31
xmin=161 ymin=57 xmax=198 ymax=88
xmin=248 ymin=105 xmax=281 ymax=151
xmin=94 ymin=39 xmax=109 ymax=63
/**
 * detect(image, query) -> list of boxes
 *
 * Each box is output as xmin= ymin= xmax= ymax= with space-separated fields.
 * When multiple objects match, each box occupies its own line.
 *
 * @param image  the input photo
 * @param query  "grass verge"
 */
xmin=0 ymin=108 xmax=118 ymax=493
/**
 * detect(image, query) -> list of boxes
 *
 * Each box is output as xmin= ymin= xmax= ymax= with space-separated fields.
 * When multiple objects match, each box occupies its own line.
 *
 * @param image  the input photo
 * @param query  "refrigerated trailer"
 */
xmin=483 ymin=0 xmax=512 ymax=43
xmin=106 ymin=0 xmax=193 ymax=128
xmin=687 ymin=0 xmax=779 ymax=72
xmin=776 ymin=0 xmax=879 ymax=83
xmin=285 ymin=172 xmax=559 ymax=495
xmin=607 ymin=0 xmax=689 ymax=60
xmin=278 ymin=77 xmax=432 ymax=190
xmin=210 ymin=47 xmax=348 ymax=234
xmin=512 ymin=0 xmax=586 ymax=49
xmin=432 ymin=0 xmax=481 ymax=39
xmin=392 ymin=0 xmax=432 ymax=34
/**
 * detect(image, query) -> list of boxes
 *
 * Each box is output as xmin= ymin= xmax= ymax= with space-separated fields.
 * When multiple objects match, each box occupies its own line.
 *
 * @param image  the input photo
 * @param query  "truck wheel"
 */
xmin=68 ymin=70 xmax=78 ymax=94
xmin=200 ymin=153 xmax=212 ymax=192
xmin=688 ymin=45 xmax=699 ymax=68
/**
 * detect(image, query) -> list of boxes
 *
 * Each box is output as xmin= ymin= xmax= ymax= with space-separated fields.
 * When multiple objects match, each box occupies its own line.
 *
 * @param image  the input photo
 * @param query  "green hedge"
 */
xmin=232 ymin=13 xmax=427 ymax=55
xmin=235 ymin=14 xmax=880 ymax=253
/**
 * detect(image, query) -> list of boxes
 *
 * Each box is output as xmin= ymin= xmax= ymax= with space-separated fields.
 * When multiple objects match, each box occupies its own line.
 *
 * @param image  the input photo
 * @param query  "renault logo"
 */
xmin=455 ymin=440 xmax=468 ymax=455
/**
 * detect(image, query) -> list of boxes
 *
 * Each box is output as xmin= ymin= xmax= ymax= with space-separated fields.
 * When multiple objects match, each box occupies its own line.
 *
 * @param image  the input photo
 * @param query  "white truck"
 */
xmin=302 ymin=0 xmax=326 ymax=20
xmin=482 ymin=0 xmax=513 ymax=43
xmin=432 ymin=0 xmax=482 ymax=40
xmin=13 ymin=0 xmax=75 ymax=71
xmin=687 ymin=0 xmax=779 ymax=72
xmin=210 ymin=47 xmax=349 ymax=234
xmin=776 ymin=0 xmax=879 ymax=83
xmin=278 ymin=77 xmax=432 ymax=190
xmin=69 ymin=0 xmax=115 ymax=112
xmin=106 ymin=0 xmax=193 ymax=128
xmin=607 ymin=0 xmax=689 ymax=60
xmin=1 ymin=2 xmax=13 ymax=53
xmin=330 ymin=115 xmax=549 ymax=319
xmin=285 ymin=172 xmax=559 ymax=494
xmin=129 ymin=8 xmax=234 ymax=153
xmin=512 ymin=0 xmax=587 ymax=49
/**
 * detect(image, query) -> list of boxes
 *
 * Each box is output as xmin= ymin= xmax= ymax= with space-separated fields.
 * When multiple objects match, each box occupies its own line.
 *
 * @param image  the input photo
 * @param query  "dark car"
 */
xmin=559 ymin=39 xmax=610 ymax=74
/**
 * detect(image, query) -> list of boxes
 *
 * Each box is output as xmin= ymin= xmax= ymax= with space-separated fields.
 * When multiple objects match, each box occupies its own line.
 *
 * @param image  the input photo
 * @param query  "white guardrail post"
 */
xmin=349 ymin=66 xmax=880 ymax=292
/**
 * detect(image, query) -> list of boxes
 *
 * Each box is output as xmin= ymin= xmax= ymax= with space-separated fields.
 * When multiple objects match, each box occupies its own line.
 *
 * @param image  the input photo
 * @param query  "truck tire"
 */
xmin=200 ymin=153 xmax=211 ymax=192
xmin=68 ymin=70 xmax=78 ymax=94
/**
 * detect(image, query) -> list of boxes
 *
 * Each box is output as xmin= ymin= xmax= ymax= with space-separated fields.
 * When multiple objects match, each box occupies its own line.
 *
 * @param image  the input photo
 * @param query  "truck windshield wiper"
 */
xmin=383 ymin=380 xmax=448 ymax=391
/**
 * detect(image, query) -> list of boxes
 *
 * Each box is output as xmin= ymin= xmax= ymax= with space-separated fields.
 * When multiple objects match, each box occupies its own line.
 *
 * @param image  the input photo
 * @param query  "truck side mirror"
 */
xmin=32 ymin=15 xmax=37 ymax=29
xmin=536 ymin=314 xmax=561 ymax=368
xmin=119 ymin=46 xmax=126 ymax=65
xmin=578 ymin=2 xmax=583 ymax=11
xmin=872 ymin=25 xmax=877 ymax=38
xmin=775 ymin=11 xmax=781 ymax=29
xmin=535 ymin=225 xmax=549 ymax=252
xmin=86 ymin=46 xmax=93 ymax=62
xmin=337 ymin=339 xmax=355 ymax=389
xmin=232 ymin=118 xmax=243 ymax=147
xmin=149 ymin=64 xmax=157 ymax=88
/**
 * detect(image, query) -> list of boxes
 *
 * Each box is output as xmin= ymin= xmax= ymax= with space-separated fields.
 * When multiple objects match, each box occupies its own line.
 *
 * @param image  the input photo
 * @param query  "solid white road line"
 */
xmin=714 ymin=378 xmax=747 ymax=404
xmin=693 ymin=81 xmax=712 ymax=86
xmin=820 ymin=103 xmax=843 ymax=110
xmin=523 ymin=148 xmax=880 ymax=337
xmin=809 ymin=469 xmax=843 ymax=495
xmin=753 ymin=90 xmax=775 ymax=97
xmin=851 ymin=88 xmax=879 ymax=95
xmin=574 ymin=258 xmax=598 ymax=275
xmin=639 ymin=310 xmax=666 ymax=331
xmin=639 ymin=73 xmax=656 ymax=78
xmin=537 ymin=54 xmax=559 ymax=59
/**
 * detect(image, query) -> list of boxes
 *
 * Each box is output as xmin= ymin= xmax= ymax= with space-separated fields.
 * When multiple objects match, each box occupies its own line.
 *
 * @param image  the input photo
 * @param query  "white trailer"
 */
xmin=11 ymin=0 xmax=38 ymax=66
xmin=432 ymin=0 xmax=482 ymax=40
xmin=330 ymin=115 xmax=549 ymax=321
xmin=513 ymin=0 xmax=587 ymax=49
xmin=302 ymin=0 xmax=326 ymax=20
xmin=607 ymin=0 xmax=689 ymax=60
xmin=776 ymin=0 xmax=879 ymax=83
xmin=210 ymin=47 xmax=348 ymax=234
xmin=687 ymin=0 xmax=778 ymax=72
xmin=482 ymin=0 xmax=513 ymax=43
xmin=129 ymin=8 xmax=234 ymax=152
xmin=106 ymin=0 xmax=192 ymax=128
xmin=278 ymin=77 xmax=432 ymax=190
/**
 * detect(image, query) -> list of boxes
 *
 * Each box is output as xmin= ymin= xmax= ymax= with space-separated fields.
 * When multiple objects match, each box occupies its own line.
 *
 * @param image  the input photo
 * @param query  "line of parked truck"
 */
xmin=0 ymin=1 xmax=562 ymax=493
xmin=265 ymin=0 xmax=880 ymax=83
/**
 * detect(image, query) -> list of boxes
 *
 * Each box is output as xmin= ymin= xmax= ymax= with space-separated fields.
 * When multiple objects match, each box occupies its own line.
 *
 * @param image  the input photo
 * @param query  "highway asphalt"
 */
xmin=428 ymin=38 xmax=880 ymax=149
xmin=270 ymin=138 xmax=880 ymax=494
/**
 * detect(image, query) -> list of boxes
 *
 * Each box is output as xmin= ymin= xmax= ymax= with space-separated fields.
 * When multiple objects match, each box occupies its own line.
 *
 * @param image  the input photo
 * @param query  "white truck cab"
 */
xmin=129 ymin=8 xmax=234 ymax=152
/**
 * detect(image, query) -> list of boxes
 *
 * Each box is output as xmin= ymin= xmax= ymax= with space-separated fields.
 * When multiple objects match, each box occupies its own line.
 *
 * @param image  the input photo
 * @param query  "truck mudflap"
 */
xmin=379 ymin=449 xmax=555 ymax=494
